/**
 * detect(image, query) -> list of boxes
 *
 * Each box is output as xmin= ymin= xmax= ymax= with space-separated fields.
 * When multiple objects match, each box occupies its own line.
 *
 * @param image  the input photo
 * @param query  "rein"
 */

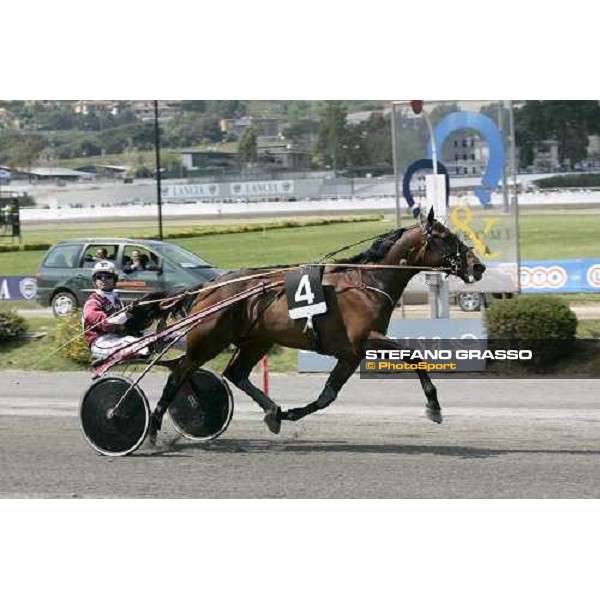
xmin=134 ymin=225 xmax=458 ymax=311
xmin=133 ymin=261 xmax=452 ymax=309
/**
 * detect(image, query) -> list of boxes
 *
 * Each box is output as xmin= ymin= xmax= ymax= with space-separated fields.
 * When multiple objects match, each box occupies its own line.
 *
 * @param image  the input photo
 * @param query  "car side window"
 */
xmin=82 ymin=245 xmax=118 ymax=267
xmin=122 ymin=246 xmax=160 ymax=274
xmin=43 ymin=244 xmax=82 ymax=268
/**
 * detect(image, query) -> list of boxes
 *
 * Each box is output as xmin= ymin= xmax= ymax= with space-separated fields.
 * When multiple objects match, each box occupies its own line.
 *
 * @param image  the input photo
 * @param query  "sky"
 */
xmin=1 ymin=2 xmax=597 ymax=102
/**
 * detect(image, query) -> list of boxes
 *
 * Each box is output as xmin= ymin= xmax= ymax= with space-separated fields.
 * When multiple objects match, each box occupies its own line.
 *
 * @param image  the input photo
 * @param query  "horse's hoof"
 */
xmin=264 ymin=407 xmax=282 ymax=434
xmin=426 ymin=407 xmax=443 ymax=424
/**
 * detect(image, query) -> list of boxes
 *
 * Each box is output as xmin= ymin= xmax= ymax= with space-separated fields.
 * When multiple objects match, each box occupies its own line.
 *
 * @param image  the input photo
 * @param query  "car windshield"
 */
xmin=157 ymin=244 xmax=213 ymax=269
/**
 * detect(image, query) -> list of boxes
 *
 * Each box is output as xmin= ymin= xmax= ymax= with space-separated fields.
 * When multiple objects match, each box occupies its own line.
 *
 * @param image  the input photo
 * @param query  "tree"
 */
xmin=281 ymin=120 xmax=319 ymax=143
xmin=12 ymin=135 xmax=47 ymax=169
xmin=238 ymin=124 xmax=258 ymax=163
xmin=359 ymin=113 xmax=392 ymax=165
xmin=515 ymin=101 xmax=600 ymax=167
xmin=181 ymin=101 xmax=207 ymax=113
xmin=201 ymin=118 xmax=223 ymax=143
xmin=207 ymin=100 xmax=245 ymax=119
xmin=314 ymin=101 xmax=349 ymax=171
xmin=162 ymin=151 xmax=184 ymax=175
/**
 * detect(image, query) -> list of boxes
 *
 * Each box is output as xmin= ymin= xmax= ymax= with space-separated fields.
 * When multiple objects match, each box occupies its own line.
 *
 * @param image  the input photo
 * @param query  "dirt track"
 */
xmin=1 ymin=372 xmax=599 ymax=498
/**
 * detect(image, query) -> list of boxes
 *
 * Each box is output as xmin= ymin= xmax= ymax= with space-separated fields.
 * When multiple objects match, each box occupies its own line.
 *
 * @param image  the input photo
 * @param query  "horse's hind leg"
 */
xmin=223 ymin=341 xmax=282 ymax=434
xmin=149 ymin=329 xmax=233 ymax=443
xmin=149 ymin=352 xmax=200 ymax=444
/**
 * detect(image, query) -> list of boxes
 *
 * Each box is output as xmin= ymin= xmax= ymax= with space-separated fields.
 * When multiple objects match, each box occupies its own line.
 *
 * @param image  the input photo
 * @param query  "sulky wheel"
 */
xmin=80 ymin=376 xmax=150 ymax=456
xmin=168 ymin=369 xmax=234 ymax=442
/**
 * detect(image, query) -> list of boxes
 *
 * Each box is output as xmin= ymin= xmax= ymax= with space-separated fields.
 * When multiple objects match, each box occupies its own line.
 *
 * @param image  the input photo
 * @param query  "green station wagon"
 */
xmin=36 ymin=238 xmax=222 ymax=316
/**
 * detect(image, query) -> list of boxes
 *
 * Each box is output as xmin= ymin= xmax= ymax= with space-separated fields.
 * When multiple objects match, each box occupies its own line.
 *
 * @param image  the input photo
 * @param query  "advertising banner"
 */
xmin=0 ymin=276 xmax=38 ymax=301
xmin=520 ymin=259 xmax=600 ymax=293
xmin=160 ymin=183 xmax=221 ymax=200
xmin=229 ymin=180 xmax=294 ymax=197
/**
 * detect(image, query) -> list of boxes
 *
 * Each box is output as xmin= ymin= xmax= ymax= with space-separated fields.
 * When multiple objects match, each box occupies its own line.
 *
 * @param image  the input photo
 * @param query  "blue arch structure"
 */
xmin=402 ymin=158 xmax=450 ymax=217
xmin=427 ymin=111 xmax=504 ymax=206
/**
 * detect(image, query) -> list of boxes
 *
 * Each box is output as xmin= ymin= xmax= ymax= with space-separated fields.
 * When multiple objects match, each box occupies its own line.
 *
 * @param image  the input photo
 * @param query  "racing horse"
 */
xmin=127 ymin=208 xmax=486 ymax=441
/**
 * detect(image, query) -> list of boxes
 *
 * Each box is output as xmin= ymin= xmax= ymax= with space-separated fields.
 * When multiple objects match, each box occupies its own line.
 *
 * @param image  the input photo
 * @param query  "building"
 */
xmin=131 ymin=101 xmax=182 ymax=122
xmin=15 ymin=167 xmax=93 ymax=182
xmin=445 ymin=135 xmax=489 ymax=176
xmin=73 ymin=100 xmax=120 ymax=116
xmin=177 ymin=150 xmax=238 ymax=170
xmin=220 ymin=117 xmax=280 ymax=139
xmin=0 ymin=108 xmax=19 ymax=129
xmin=257 ymin=144 xmax=311 ymax=170
xmin=346 ymin=109 xmax=388 ymax=125
xmin=73 ymin=164 xmax=128 ymax=179
xmin=532 ymin=140 xmax=560 ymax=172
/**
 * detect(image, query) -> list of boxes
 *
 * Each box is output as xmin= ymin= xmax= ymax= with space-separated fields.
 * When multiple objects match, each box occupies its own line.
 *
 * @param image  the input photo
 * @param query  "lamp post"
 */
xmin=342 ymin=143 xmax=360 ymax=195
xmin=390 ymin=101 xmax=401 ymax=228
xmin=153 ymin=100 xmax=164 ymax=241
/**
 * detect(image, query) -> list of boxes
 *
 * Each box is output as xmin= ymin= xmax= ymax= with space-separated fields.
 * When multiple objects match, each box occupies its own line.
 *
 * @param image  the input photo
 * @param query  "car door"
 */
xmin=116 ymin=244 xmax=164 ymax=303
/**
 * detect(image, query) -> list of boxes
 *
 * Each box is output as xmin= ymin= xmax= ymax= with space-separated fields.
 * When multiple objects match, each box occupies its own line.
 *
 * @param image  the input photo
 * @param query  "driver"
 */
xmin=83 ymin=261 xmax=148 ymax=359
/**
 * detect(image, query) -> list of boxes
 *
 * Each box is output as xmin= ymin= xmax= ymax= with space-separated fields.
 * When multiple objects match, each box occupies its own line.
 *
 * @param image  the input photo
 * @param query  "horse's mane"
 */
xmin=330 ymin=227 xmax=408 ymax=271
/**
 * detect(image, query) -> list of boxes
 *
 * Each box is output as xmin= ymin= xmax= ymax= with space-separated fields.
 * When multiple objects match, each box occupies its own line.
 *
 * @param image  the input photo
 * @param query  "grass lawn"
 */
xmin=518 ymin=213 xmax=600 ymax=260
xmin=0 ymin=219 xmax=394 ymax=275
xmin=0 ymin=318 xmax=82 ymax=371
xmin=1 ymin=212 xmax=600 ymax=277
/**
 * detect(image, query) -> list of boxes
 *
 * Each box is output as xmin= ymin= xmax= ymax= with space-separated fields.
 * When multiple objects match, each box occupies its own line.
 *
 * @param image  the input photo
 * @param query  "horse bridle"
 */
xmin=423 ymin=226 xmax=472 ymax=277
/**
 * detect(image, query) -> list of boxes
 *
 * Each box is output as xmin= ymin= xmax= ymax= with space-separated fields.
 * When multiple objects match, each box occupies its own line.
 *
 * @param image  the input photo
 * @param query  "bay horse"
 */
xmin=127 ymin=208 xmax=486 ymax=441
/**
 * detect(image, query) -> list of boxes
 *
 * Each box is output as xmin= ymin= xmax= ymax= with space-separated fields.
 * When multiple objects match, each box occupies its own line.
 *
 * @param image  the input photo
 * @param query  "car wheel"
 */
xmin=52 ymin=291 xmax=78 ymax=317
xmin=457 ymin=292 xmax=483 ymax=312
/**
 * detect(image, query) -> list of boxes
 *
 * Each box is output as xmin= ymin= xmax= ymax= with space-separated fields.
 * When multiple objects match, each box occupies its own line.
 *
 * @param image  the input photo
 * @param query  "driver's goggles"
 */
xmin=96 ymin=273 xmax=115 ymax=281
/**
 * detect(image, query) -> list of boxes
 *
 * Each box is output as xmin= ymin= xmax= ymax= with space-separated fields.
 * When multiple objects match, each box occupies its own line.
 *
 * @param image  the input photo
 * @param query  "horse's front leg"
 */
xmin=282 ymin=356 xmax=360 ymax=422
xmin=367 ymin=331 xmax=442 ymax=424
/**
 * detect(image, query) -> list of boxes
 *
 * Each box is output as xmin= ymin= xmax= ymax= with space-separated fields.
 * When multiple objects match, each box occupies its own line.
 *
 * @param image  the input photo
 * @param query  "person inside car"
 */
xmin=94 ymin=248 xmax=108 ymax=262
xmin=124 ymin=250 xmax=146 ymax=273
xmin=82 ymin=261 xmax=148 ymax=360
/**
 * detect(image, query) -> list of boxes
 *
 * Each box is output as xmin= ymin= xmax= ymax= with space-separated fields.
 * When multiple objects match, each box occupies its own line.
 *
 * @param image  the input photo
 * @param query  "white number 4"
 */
xmin=294 ymin=274 xmax=315 ymax=305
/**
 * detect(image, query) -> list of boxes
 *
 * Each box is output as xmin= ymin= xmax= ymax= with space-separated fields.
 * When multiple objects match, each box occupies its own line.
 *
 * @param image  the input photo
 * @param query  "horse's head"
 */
xmin=416 ymin=207 xmax=486 ymax=284
xmin=124 ymin=292 xmax=172 ymax=336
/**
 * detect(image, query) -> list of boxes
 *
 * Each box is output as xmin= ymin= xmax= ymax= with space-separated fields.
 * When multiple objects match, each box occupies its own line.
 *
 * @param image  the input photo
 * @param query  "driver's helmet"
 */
xmin=92 ymin=260 xmax=119 ymax=283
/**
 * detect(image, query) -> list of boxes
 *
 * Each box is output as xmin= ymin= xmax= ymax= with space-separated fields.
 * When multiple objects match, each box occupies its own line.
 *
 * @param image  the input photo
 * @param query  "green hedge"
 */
xmin=0 ymin=309 xmax=29 ymax=342
xmin=536 ymin=174 xmax=600 ymax=189
xmin=485 ymin=296 xmax=577 ymax=370
xmin=0 ymin=215 xmax=384 ymax=253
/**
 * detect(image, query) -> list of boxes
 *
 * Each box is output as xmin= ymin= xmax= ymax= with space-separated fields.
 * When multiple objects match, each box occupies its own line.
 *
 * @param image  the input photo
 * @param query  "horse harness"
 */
xmin=423 ymin=226 xmax=472 ymax=277
xmin=333 ymin=269 xmax=395 ymax=311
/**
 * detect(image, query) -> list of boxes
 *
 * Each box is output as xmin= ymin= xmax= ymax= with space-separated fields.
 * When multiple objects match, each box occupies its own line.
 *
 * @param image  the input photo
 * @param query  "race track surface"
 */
xmin=1 ymin=372 xmax=599 ymax=498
